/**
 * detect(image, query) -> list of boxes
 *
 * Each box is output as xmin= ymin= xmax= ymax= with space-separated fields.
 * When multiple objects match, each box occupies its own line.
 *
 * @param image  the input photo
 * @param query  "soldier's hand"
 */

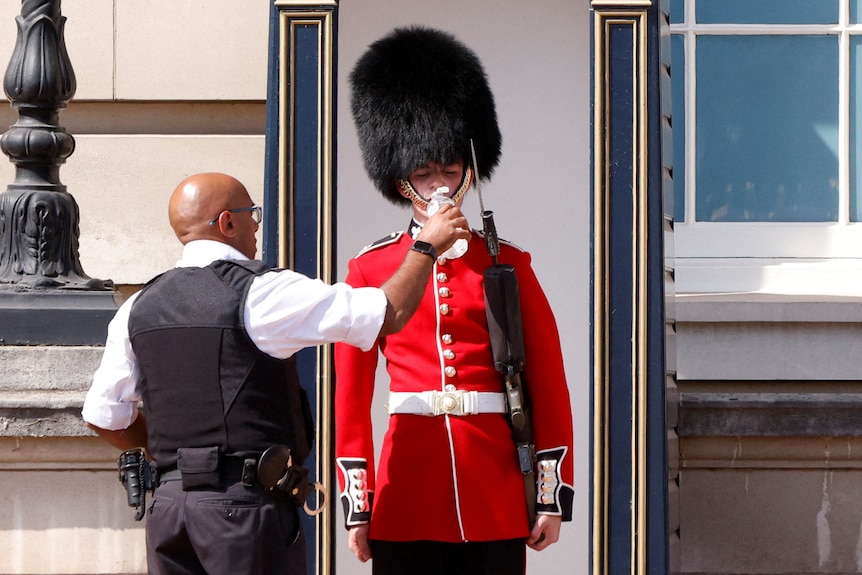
xmin=348 ymin=524 xmax=372 ymax=563
xmin=416 ymin=204 xmax=470 ymax=256
xmin=527 ymin=514 xmax=562 ymax=551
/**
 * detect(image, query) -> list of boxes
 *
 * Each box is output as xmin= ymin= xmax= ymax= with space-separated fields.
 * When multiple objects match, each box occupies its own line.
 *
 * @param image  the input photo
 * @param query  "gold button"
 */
xmin=437 ymin=256 xmax=447 ymax=265
xmin=436 ymin=273 xmax=448 ymax=282
xmin=444 ymin=366 xmax=457 ymax=377
xmin=440 ymin=303 xmax=450 ymax=315
xmin=442 ymin=334 xmax=453 ymax=344
xmin=443 ymin=349 xmax=455 ymax=360
xmin=541 ymin=494 xmax=554 ymax=505
xmin=439 ymin=287 xmax=450 ymax=297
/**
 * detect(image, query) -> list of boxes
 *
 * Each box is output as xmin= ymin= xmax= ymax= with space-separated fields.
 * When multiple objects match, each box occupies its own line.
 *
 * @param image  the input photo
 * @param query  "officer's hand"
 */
xmin=348 ymin=524 xmax=372 ymax=563
xmin=416 ymin=204 xmax=470 ymax=256
xmin=527 ymin=514 xmax=562 ymax=551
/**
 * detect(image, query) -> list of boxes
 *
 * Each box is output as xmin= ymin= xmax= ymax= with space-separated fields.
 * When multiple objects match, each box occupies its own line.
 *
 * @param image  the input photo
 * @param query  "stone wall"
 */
xmin=0 ymin=347 xmax=146 ymax=574
xmin=676 ymin=295 xmax=862 ymax=574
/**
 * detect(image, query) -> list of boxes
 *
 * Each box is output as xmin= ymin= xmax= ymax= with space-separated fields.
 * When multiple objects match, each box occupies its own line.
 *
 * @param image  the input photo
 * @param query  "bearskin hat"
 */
xmin=350 ymin=26 xmax=502 ymax=206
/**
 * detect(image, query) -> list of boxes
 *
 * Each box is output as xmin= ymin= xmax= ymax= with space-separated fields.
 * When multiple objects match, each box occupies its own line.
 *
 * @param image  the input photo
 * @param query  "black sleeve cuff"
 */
xmin=336 ymin=457 xmax=373 ymax=528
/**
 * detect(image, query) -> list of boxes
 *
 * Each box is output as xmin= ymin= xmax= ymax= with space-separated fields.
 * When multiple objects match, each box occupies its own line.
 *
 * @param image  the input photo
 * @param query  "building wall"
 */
xmin=0 ymin=2 xmax=591 ymax=575
xmin=0 ymin=0 xmax=269 ymax=286
xmin=0 ymin=2 xmax=267 ymax=573
xmin=676 ymin=295 xmax=862 ymax=574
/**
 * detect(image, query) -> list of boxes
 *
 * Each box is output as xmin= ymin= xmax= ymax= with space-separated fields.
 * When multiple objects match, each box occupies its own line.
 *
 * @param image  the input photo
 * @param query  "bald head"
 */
xmin=168 ymin=172 xmax=258 ymax=258
xmin=168 ymin=173 xmax=251 ymax=240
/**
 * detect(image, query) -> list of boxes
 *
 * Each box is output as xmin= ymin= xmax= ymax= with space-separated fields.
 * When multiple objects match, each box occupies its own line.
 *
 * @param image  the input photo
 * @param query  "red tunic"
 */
xmin=335 ymin=229 xmax=574 ymax=543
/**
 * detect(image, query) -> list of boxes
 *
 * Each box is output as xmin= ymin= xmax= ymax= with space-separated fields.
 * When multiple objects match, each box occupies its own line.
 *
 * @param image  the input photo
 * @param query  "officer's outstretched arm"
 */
xmin=378 ymin=205 xmax=469 ymax=336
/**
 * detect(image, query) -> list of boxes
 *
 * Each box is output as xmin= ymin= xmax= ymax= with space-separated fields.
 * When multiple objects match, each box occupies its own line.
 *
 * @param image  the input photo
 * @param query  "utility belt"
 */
xmin=387 ymin=389 xmax=507 ymax=416
xmin=118 ymin=445 xmax=326 ymax=521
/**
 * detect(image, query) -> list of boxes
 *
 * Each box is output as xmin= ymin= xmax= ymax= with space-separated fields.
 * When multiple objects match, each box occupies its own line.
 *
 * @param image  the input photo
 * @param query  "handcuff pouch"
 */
xmin=257 ymin=445 xmax=314 ymax=507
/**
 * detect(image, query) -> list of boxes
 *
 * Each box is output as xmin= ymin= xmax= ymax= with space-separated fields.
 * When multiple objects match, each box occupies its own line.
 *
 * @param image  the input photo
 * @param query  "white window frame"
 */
xmin=671 ymin=0 xmax=862 ymax=295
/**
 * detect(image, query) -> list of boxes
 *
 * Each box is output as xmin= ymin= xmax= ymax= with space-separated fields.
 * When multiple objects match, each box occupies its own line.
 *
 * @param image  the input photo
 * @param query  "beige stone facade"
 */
xmin=676 ymin=296 xmax=862 ymax=574
xmin=0 ymin=2 xmax=267 ymax=573
xmin=1 ymin=2 xmax=590 ymax=574
xmin=7 ymin=3 xmax=857 ymax=575
xmin=0 ymin=0 xmax=269 ymax=286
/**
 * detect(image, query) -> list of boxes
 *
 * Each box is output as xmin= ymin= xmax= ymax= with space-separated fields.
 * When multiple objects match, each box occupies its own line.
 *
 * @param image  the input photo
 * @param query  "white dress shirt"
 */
xmin=82 ymin=239 xmax=387 ymax=431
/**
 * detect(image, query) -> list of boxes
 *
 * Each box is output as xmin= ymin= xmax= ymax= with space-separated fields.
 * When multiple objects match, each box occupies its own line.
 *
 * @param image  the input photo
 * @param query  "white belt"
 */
xmin=387 ymin=390 xmax=507 ymax=417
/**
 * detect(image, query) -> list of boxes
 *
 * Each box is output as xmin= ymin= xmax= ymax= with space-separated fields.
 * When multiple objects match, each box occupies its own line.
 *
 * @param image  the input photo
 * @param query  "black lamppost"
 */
xmin=0 ymin=0 xmax=115 ymax=345
xmin=1 ymin=0 xmax=108 ymax=290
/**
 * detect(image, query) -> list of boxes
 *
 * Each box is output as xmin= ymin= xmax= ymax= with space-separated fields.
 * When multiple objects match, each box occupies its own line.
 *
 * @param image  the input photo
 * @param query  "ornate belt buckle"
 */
xmin=435 ymin=389 xmax=463 ymax=416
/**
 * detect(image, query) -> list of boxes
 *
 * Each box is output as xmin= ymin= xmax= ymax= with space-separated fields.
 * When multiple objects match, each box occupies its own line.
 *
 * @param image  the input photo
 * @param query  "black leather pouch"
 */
xmin=257 ymin=445 xmax=313 ymax=506
xmin=177 ymin=446 xmax=221 ymax=490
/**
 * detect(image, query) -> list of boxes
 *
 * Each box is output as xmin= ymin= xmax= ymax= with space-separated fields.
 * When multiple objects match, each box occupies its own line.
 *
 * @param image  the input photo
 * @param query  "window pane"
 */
xmin=670 ymin=0 xmax=684 ymax=24
xmin=851 ymin=37 xmax=862 ymax=221
xmin=671 ymin=35 xmax=686 ymax=223
xmin=697 ymin=0 xmax=838 ymax=24
xmin=696 ymin=35 xmax=838 ymax=222
xmin=854 ymin=0 xmax=862 ymax=24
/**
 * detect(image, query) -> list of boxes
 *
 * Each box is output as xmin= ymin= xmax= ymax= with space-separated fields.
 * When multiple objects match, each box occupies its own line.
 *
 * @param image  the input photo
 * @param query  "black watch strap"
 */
xmin=410 ymin=240 xmax=438 ymax=260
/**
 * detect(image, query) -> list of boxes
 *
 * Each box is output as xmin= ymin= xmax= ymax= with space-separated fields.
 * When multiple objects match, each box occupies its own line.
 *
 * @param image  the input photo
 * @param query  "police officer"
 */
xmin=335 ymin=27 xmax=575 ymax=575
xmin=82 ymin=172 xmax=469 ymax=575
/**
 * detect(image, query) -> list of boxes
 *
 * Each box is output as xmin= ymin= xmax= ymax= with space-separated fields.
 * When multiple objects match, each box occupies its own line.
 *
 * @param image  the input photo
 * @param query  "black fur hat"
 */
xmin=350 ymin=26 xmax=502 ymax=206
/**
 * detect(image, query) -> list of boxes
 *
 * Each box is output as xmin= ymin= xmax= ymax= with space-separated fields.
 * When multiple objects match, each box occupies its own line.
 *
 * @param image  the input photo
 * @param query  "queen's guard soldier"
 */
xmin=335 ymin=26 xmax=575 ymax=575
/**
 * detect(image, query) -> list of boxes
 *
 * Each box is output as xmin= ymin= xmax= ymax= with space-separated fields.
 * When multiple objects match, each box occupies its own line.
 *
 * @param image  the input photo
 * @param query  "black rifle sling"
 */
xmin=484 ymin=265 xmax=525 ymax=369
xmin=483 ymin=263 xmax=537 ymax=526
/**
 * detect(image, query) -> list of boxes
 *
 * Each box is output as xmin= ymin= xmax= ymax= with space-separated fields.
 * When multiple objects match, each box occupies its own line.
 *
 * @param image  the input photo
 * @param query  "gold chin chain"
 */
xmin=398 ymin=166 xmax=474 ymax=211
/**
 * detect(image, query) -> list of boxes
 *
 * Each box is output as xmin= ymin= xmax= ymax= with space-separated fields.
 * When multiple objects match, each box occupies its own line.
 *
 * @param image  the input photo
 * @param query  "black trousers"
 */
xmin=145 ymin=479 xmax=306 ymax=575
xmin=369 ymin=538 xmax=526 ymax=575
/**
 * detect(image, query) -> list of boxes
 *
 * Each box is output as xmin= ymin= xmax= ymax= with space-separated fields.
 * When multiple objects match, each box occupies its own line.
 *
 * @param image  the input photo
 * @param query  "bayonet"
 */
xmin=470 ymin=139 xmax=500 ymax=262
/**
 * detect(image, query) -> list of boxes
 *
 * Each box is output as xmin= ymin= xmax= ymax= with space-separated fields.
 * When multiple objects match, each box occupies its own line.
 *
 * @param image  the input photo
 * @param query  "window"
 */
xmin=670 ymin=0 xmax=862 ymax=294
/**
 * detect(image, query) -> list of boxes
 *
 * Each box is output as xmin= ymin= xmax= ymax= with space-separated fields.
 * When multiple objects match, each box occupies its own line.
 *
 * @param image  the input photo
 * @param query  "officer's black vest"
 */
xmin=128 ymin=260 xmax=312 ymax=470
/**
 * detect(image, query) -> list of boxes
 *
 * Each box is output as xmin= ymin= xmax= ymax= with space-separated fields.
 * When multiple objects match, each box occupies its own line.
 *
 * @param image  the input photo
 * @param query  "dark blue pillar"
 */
xmin=590 ymin=1 xmax=672 ymax=574
xmin=264 ymin=2 xmax=338 ymax=573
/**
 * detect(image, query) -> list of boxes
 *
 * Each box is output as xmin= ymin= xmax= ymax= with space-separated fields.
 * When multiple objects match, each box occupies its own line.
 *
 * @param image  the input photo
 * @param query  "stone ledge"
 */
xmin=0 ymin=406 xmax=92 ymax=438
xmin=0 ymin=389 xmax=85 ymax=409
xmin=0 ymin=436 xmax=118 ymax=468
xmin=679 ymin=392 xmax=862 ymax=438
xmin=0 ymin=389 xmax=93 ymax=438
xmin=0 ymin=346 xmax=103 ymax=391
xmin=676 ymin=293 xmax=862 ymax=323
xmin=676 ymin=321 xmax=862 ymax=380
xmin=680 ymin=436 xmax=862 ymax=470
xmin=0 ymin=291 xmax=118 ymax=345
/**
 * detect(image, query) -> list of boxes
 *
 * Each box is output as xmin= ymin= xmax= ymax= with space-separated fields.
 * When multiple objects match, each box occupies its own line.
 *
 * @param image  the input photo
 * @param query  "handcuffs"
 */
xmin=255 ymin=445 xmax=327 ymax=516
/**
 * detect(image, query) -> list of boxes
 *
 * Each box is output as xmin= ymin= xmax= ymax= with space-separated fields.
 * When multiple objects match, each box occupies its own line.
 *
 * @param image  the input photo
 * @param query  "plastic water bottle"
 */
xmin=426 ymin=187 xmax=469 ymax=259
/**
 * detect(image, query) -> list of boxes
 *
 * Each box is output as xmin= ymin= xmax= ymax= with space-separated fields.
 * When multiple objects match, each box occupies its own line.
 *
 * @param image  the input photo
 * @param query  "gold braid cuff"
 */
xmin=397 ymin=166 xmax=474 ymax=211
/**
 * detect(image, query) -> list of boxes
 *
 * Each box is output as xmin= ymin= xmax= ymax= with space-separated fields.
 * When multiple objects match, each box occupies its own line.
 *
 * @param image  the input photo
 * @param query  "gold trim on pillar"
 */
xmin=276 ymin=8 xmax=335 ymax=575
xmin=592 ymin=8 xmax=649 ymax=575
xmin=277 ymin=12 xmax=335 ymax=274
xmin=275 ymin=0 xmax=337 ymax=6
xmin=591 ymin=0 xmax=652 ymax=6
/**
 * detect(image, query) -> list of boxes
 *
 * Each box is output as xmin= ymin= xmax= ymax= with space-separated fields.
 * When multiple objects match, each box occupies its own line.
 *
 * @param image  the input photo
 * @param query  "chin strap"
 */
xmin=398 ymin=166 xmax=474 ymax=211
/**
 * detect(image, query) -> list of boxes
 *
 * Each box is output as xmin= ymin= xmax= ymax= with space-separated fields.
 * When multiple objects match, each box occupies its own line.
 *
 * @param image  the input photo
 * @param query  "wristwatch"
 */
xmin=410 ymin=240 xmax=438 ymax=260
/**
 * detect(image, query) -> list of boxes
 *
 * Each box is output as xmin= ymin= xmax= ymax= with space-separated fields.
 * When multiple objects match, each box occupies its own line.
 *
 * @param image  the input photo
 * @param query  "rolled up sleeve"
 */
xmin=81 ymin=296 xmax=142 ymax=430
xmin=245 ymin=270 xmax=387 ymax=359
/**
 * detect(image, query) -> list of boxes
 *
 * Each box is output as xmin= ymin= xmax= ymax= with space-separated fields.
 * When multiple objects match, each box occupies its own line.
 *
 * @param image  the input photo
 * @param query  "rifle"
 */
xmin=471 ymin=141 xmax=538 ymax=528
